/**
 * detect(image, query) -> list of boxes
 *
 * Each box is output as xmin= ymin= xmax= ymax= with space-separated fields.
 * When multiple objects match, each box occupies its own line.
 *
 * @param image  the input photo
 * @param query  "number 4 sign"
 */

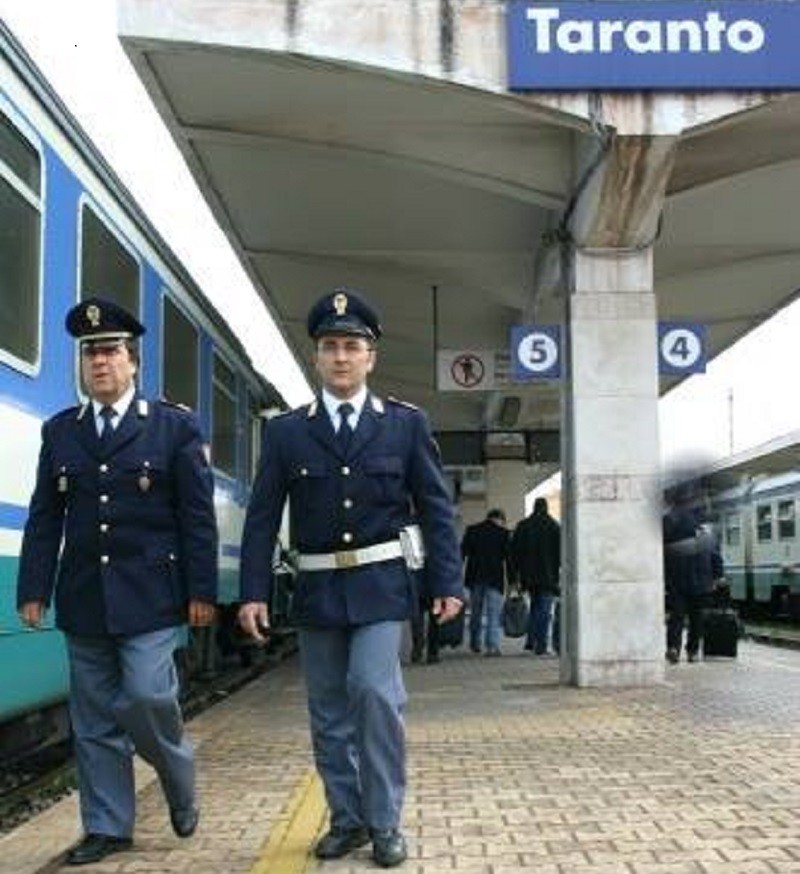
xmin=658 ymin=322 xmax=707 ymax=375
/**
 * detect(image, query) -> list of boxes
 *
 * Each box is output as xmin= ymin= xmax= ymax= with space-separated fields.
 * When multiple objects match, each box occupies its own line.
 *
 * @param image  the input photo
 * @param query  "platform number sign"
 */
xmin=511 ymin=325 xmax=561 ymax=381
xmin=658 ymin=322 xmax=707 ymax=375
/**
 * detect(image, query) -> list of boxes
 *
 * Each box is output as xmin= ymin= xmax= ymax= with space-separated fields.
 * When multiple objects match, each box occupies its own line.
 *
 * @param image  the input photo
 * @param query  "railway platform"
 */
xmin=2 ymin=638 xmax=798 ymax=874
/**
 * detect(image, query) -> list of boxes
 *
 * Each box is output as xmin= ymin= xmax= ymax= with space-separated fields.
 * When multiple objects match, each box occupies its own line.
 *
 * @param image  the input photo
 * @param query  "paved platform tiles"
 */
xmin=1 ymin=639 xmax=798 ymax=874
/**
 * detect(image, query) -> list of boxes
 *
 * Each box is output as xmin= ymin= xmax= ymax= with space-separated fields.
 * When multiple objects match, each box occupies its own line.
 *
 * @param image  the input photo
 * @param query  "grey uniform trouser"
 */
xmin=67 ymin=627 xmax=195 ymax=837
xmin=299 ymin=621 xmax=407 ymax=832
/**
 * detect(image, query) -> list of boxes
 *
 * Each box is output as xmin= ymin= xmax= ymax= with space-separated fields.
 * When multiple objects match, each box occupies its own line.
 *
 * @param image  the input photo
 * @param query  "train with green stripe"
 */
xmin=0 ymin=23 xmax=291 ymax=758
xmin=710 ymin=471 xmax=800 ymax=623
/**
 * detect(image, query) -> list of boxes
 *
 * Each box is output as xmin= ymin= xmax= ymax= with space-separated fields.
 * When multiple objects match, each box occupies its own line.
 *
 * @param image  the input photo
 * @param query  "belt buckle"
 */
xmin=335 ymin=549 xmax=358 ymax=569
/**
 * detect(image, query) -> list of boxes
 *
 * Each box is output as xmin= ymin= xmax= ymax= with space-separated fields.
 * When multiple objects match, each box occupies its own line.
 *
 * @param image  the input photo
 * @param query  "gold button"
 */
xmin=99 ymin=464 xmax=108 ymax=473
xmin=100 ymin=494 xmax=109 ymax=503
xmin=343 ymin=498 xmax=353 ymax=509
xmin=100 ymin=555 xmax=109 ymax=564
xmin=341 ymin=466 xmax=350 ymax=476
xmin=100 ymin=524 xmax=109 ymax=533
xmin=342 ymin=532 xmax=353 ymax=543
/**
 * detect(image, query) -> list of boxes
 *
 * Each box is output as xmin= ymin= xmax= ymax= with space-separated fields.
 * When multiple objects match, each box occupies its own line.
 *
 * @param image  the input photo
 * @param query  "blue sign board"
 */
xmin=658 ymin=322 xmax=707 ymax=374
xmin=511 ymin=325 xmax=561 ymax=381
xmin=507 ymin=1 xmax=800 ymax=90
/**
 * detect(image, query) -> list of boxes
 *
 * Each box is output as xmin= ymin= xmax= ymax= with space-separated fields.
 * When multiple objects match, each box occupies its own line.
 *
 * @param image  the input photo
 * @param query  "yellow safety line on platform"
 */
xmin=249 ymin=770 xmax=327 ymax=874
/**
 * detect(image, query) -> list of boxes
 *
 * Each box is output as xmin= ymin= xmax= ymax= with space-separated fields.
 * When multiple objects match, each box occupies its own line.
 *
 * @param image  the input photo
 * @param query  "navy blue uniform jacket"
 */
xmin=240 ymin=395 xmax=463 ymax=627
xmin=17 ymin=396 xmax=218 ymax=635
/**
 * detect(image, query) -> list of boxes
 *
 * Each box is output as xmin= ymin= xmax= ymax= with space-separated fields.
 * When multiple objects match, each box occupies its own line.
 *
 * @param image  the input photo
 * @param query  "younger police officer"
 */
xmin=239 ymin=289 xmax=463 ymax=868
xmin=17 ymin=297 xmax=218 ymax=865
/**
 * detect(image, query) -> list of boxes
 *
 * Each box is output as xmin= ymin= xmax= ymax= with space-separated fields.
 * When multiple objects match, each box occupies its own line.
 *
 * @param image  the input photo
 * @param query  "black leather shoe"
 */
xmin=666 ymin=648 xmax=680 ymax=664
xmin=66 ymin=834 xmax=132 ymax=865
xmin=170 ymin=805 xmax=199 ymax=838
xmin=314 ymin=826 xmax=370 ymax=859
xmin=371 ymin=829 xmax=408 ymax=868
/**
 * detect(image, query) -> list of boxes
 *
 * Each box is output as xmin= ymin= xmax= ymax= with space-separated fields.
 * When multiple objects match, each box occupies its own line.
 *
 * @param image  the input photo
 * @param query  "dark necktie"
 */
xmin=337 ymin=402 xmax=354 ymax=453
xmin=99 ymin=405 xmax=116 ymax=444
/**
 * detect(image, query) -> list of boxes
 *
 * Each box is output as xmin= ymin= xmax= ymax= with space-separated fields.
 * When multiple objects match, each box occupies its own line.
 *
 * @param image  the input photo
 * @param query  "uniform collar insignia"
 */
xmin=137 ymin=399 xmax=149 ymax=417
xmin=370 ymin=394 xmax=385 ymax=415
xmin=307 ymin=400 xmax=319 ymax=418
xmin=76 ymin=403 xmax=89 ymax=420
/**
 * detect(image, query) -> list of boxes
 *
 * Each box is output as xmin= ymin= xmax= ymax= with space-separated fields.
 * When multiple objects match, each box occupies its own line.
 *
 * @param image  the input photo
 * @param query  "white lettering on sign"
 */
xmin=526 ymin=7 xmax=765 ymax=54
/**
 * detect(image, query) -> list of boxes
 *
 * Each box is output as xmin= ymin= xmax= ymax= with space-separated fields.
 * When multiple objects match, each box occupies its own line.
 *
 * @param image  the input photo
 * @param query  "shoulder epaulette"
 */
xmin=387 ymin=396 xmax=419 ymax=411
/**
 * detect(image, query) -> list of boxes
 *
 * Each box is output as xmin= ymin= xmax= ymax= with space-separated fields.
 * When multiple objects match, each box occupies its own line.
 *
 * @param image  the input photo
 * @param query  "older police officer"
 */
xmin=17 ymin=297 xmax=218 ymax=865
xmin=239 ymin=289 xmax=463 ymax=867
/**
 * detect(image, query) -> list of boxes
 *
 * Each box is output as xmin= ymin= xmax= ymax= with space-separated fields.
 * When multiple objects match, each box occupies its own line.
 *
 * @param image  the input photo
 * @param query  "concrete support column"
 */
xmin=560 ymin=248 xmax=664 ymax=687
xmin=484 ymin=459 xmax=527 ymax=528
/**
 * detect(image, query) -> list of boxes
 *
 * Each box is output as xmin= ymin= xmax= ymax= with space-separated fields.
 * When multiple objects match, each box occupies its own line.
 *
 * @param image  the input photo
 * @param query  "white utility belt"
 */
xmin=295 ymin=525 xmax=425 ymax=572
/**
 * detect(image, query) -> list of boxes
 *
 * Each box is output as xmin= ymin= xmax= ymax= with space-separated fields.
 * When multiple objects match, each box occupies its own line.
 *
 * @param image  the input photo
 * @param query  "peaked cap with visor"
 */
xmin=306 ymin=288 xmax=382 ymax=342
xmin=66 ymin=296 xmax=146 ymax=344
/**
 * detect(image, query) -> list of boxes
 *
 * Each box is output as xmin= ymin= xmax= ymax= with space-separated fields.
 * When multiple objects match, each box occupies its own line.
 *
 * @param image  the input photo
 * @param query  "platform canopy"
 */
xmin=119 ymin=0 xmax=800 ymax=479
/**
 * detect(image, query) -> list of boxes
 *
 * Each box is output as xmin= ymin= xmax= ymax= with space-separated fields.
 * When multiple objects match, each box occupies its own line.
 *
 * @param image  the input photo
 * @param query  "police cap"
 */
xmin=65 ymin=296 xmax=146 ymax=343
xmin=306 ymin=288 xmax=382 ymax=342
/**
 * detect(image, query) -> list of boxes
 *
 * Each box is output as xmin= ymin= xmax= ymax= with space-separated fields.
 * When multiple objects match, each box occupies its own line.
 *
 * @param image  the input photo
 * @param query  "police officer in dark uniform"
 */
xmin=17 ymin=297 xmax=218 ymax=865
xmin=239 ymin=288 xmax=463 ymax=868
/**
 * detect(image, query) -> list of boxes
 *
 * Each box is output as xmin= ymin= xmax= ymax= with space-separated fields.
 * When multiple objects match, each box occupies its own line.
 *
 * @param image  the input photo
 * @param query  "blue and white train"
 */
xmin=0 ymin=23 xmax=290 ymax=757
xmin=711 ymin=471 xmax=800 ymax=622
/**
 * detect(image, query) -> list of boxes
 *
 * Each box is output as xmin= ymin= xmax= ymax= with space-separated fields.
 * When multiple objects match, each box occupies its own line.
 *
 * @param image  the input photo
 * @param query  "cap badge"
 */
xmin=333 ymin=293 xmax=348 ymax=316
xmin=86 ymin=304 xmax=101 ymax=327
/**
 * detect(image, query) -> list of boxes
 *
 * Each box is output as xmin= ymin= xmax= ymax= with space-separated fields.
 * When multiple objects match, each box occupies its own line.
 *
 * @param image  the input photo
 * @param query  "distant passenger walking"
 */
xmin=663 ymin=490 xmax=722 ymax=664
xmin=510 ymin=497 xmax=561 ymax=654
xmin=462 ymin=509 xmax=512 ymax=656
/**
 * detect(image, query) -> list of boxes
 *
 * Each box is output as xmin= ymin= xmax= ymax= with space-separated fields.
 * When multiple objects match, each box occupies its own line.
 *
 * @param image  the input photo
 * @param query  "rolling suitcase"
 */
xmin=702 ymin=607 xmax=739 ymax=658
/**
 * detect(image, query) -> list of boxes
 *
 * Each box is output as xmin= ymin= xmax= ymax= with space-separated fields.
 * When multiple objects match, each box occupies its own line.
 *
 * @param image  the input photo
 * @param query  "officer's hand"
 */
xmin=19 ymin=601 xmax=45 ymax=628
xmin=432 ymin=596 xmax=463 ymax=624
xmin=238 ymin=601 xmax=270 ymax=644
xmin=188 ymin=599 xmax=216 ymax=627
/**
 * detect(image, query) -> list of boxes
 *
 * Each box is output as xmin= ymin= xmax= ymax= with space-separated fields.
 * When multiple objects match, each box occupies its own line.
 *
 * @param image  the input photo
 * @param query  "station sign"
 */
xmin=437 ymin=349 xmax=511 ymax=391
xmin=658 ymin=322 xmax=707 ymax=374
xmin=444 ymin=322 xmax=704 ymax=387
xmin=507 ymin=1 xmax=800 ymax=90
xmin=510 ymin=325 xmax=562 ymax=381
xmin=510 ymin=322 xmax=706 ymax=380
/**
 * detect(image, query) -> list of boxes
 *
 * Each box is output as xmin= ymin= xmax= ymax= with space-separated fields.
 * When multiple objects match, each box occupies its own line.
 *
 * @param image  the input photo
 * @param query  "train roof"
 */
xmin=666 ymin=429 xmax=800 ymax=502
xmin=0 ymin=21 xmax=283 ymax=409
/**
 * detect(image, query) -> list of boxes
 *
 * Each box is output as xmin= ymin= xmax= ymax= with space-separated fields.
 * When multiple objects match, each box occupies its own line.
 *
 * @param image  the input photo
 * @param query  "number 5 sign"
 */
xmin=511 ymin=325 xmax=561 ymax=381
xmin=658 ymin=322 xmax=707 ymax=375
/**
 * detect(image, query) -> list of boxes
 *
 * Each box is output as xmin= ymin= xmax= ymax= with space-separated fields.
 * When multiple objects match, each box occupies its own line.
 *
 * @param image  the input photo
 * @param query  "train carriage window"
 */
xmin=162 ymin=296 xmax=199 ymax=410
xmin=778 ymin=500 xmax=795 ymax=540
xmin=724 ymin=512 xmax=741 ymax=548
xmin=756 ymin=504 xmax=773 ymax=542
xmin=80 ymin=205 xmax=139 ymax=315
xmin=212 ymin=353 xmax=237 ymax=478
xmin=0 ymin=112 xmax=40 ymax=366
